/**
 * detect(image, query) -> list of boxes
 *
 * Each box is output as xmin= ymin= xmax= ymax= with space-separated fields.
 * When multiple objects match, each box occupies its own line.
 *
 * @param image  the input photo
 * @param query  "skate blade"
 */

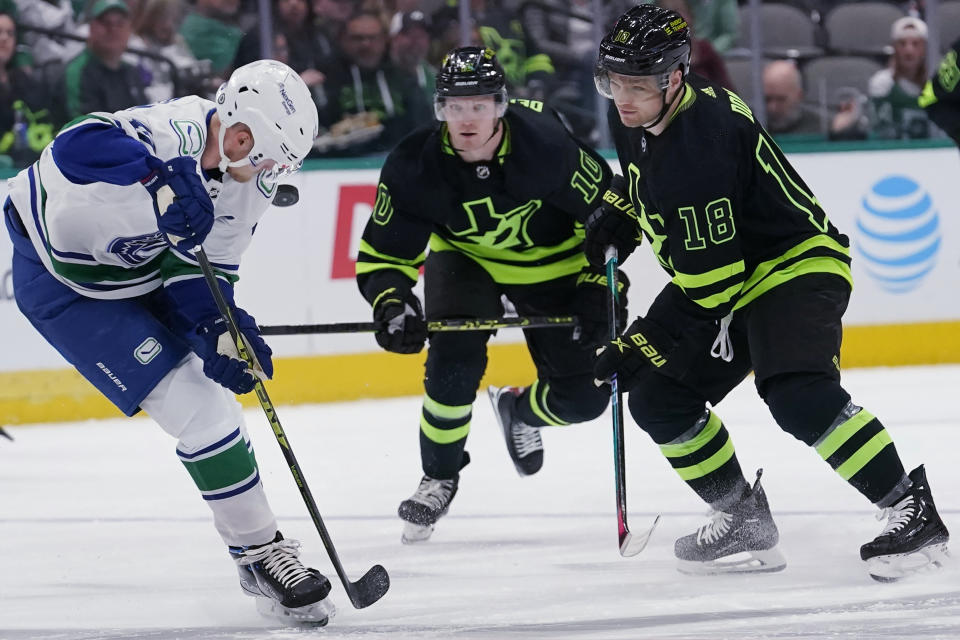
xmin=677 ymin=547 xmax=787 ymax=576
xmin=254 ymin=595 xmax=335 ymax=626
xmin=401 ymin=521 xmax=434 ymax=544
xmin=866 ymin=542 xmax=951 ymax=583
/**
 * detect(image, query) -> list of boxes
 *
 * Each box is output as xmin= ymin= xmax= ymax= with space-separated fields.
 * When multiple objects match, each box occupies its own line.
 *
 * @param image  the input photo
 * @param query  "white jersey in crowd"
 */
xmin=6 ymin=96 xmax=279 ymax=300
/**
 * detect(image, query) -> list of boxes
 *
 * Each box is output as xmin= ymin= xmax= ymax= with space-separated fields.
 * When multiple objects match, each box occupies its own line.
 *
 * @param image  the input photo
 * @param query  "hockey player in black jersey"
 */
xmin=586 ymin=5 xmax=949 ymax=581
xmin=920 ymin=37 xmax=960 ymax=146
xmin=355 ymin=47 xmax=626 ymax=543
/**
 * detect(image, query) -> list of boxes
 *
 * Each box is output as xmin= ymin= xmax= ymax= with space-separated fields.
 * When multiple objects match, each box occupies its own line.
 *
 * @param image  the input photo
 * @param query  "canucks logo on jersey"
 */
xmin=108 ymin=233 xmax=168 ymax=266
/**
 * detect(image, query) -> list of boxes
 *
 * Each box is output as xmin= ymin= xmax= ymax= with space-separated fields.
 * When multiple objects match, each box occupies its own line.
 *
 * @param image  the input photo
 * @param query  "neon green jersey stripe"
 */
xmin=735 ymin=257 xmax=851 ymax=311
xmin=355 ymin=261 xmax=420 ymax=281
xmin=673 ymin=260 xmax=745 ymax=290
xmin=742 ymin=235 xmax=850 ymax=295
xmin=429 ymin=240 xmax=586 ymax=285
xmin=687 ymin=282 xmax=744 ymax=310
xmin=357 ymin=239 xmax=425 ymax=266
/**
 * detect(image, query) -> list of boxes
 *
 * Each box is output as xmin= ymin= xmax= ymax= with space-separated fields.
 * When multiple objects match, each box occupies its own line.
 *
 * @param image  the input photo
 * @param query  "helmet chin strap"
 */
xmin=640 ymin=80 xmax=684 ymax=131
xmin=217 ymin=122 xmax=253 ymax=172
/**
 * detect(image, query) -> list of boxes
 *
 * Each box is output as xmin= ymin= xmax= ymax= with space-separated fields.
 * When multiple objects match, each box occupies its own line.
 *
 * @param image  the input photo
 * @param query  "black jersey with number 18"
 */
xmin=611 ymin=75 xmax=852 ymax=320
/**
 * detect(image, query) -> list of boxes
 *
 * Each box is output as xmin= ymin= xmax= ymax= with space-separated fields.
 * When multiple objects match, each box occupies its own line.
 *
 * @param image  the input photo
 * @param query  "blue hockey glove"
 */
xmin=142 ymin=155 xmax=215 ymax=251
xmin=574 ymin=266 xmax=629 ymax=347
xmin=372 ymin=286 xmax=427 ymax=354
xmin=187 ymin=307 xmax=273 ymax=395
xmin=594 ymin=315 xmax=679 ymax=388
xmin=583 ymin=174 xmax=640 ymax=268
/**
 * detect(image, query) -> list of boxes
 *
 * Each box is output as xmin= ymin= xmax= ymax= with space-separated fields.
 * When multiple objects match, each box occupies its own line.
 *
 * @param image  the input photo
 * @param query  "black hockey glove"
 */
xmin=583 ymin=174 xmax=640 ymax=268
xmin=594 ymin=315 xmax=679 ymax=389
xmin=372 ymin=287 xmax=427 ymax=354
xmin=188 ymin=307 xmax=273 ymax=395
xmin=574 ymin=266 xmax=629 ymax=347
xmin=143 ymin=155 xmax=215 ymax=251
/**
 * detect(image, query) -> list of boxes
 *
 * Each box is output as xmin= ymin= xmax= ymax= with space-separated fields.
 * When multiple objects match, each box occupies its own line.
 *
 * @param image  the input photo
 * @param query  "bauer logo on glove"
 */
xmin=601 ymin=186 xmax=636 ymax=220
xmin=594 ymin=315 xmax=679 ymax=387
xmin=624 ymin=331 xmax=667 ymax=367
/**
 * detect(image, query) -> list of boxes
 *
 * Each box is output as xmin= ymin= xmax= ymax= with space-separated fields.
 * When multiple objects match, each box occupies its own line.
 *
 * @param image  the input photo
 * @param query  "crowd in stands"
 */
xmin=0 ymin=0 xmax=955 ymax=168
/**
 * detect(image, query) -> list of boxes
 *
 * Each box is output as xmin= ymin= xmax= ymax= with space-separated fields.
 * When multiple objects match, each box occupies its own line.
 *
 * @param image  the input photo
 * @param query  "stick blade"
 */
xmin=619 ymin=514 xmax=661 ymax=557
xmin=346 ymin=564 xmax=390 ymax=609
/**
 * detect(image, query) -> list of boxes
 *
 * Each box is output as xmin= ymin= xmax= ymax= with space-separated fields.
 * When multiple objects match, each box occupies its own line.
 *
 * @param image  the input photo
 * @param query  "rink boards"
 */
xmin=2 ymin=143 xmax=959 ymax=424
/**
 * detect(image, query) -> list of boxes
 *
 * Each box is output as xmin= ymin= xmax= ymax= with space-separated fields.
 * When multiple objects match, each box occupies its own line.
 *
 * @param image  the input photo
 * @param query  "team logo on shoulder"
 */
xmin=134 ymin=337 xmax=163 ymax=364
xmin=108 ymin=232 xmax=167 ymax=266
xmin=476 ymin=165 xmax=490 ymax=179
xmin=372 ymin=183 xmax=394 ymax=226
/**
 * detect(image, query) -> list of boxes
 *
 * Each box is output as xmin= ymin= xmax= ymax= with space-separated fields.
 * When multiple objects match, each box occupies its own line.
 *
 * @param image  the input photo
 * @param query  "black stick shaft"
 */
xmin=259 ymin=316 xmax=578 ymax=336
xmin=605 ymin=249 xmax=631 ymax=548
xmin=194 ymin=248 xmax=388 ymax=608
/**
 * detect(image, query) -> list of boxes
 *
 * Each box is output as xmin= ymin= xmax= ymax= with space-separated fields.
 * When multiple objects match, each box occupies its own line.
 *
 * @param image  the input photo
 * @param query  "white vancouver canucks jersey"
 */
xmin=6 ymin=96 xmax=279 ymax=299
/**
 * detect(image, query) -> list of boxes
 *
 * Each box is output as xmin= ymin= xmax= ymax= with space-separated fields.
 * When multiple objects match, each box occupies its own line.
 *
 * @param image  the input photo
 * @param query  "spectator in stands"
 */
xmin=63 ymin=0 xmax=147 ymax=120
xmin=234 ymin=0 xmax=326 ymax=95
xmin=316 ymin=9 xmax=431 ymax=155
xmin=0 ymin=0 xmax=56 ymax=167
xmin=764 ymin=59 xmax=823 ymax=136
xmin=235 ymin=0 xmax=315 ymax=72
xmin=179 ymin=0 xmax=243 ymax=76
xmin=687 ymin=0 xmax=738 ymax=54
xmin=12 ymin=0 xmax=82 ymax=66
xmin=920 ymin=36 xmax=960 ymax=146
xmin=660 ymin=0 xmax=734 ymax=90
xmin=312 ymin=0 xmax=358 ymax=61
xmin=431 ymin=0 xmax=553 ymax=100
xmin=389 ymin=9 xmax=434 ymax=101
xmin=129 ymin=0 xmax=209 ymax=102
xmin=869 ymin=16 xmax=930 ymax=139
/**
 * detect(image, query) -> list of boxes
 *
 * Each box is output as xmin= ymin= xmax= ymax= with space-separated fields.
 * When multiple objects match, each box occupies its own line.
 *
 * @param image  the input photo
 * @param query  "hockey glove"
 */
xmin=583 ymin=174 xmax=640 ymax=268
xmin=142 ymin=155 xmax=215 ymax=251
xmin=187 ymin=307 xmax=273 ymax=395
xmin=574 ymin=266 xmax=630 ymax=347
xmin=594 ymin=315 xmax=679 ymax=389
xmin=372 ymin=286 xmax=427 ymax=354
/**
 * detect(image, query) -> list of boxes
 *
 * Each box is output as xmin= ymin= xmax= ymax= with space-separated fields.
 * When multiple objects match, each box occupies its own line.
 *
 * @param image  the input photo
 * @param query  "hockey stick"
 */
xmin=259 ymin=315 xmax=578 ymax=336
xmin=605 ymin=247 xmax=660 ymax=557
xmin=194 ymin=247 xmax=390 ymax=609
xmin=0 ymin=426 xmax=13 ymax=442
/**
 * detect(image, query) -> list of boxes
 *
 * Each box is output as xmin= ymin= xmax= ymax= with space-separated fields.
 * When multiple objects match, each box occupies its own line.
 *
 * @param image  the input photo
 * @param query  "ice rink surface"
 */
xmin=2 ymin=365 xmax=959 ymax=640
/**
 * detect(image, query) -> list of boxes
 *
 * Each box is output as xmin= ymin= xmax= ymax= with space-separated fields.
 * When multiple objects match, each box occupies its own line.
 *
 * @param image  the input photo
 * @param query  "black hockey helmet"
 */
xmin=595 ymin=5 xmax=691 ymax=96
xmin=435 ymin=46 xmax=508 ymax=120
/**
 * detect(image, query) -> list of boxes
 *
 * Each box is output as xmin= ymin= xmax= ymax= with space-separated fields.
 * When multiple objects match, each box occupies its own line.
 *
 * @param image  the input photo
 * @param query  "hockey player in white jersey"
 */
xmin=3 ymin=60 xmax=333 ymax=625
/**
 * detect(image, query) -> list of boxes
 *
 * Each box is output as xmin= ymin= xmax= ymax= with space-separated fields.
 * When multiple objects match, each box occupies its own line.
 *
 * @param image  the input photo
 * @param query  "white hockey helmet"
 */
xmin=215 ymin=60 xmax=319 ymax=176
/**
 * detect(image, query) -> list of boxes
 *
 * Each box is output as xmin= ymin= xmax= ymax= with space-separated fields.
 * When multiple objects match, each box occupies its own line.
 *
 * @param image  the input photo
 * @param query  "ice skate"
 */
xmin=229 ymin=531 xmax=335 ymax=626
xmin=675 ymin=470 xmax=786 ymax=575
xmin=398 ymin=473 xmax=459 ymax=544
xmin=861 ymin=465 xmax=950 ymax=582
xmin=488 ymin=385 xmax=544 ymax=476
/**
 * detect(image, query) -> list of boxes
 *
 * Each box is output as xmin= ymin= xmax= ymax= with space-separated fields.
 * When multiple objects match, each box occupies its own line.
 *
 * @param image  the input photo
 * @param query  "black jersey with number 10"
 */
xmin=356 ymin=100 xmax=612 ymax=304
